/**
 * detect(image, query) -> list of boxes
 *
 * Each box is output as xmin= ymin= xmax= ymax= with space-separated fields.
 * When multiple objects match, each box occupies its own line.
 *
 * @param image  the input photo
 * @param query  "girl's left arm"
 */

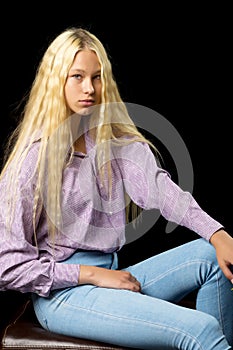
xmin=210 ymin=229 xmax=233 ymax=283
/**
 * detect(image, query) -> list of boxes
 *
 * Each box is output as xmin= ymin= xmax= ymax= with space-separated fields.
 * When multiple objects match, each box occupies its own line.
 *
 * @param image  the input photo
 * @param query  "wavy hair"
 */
xmin=1 ymin=27 xmax=158 ymax=242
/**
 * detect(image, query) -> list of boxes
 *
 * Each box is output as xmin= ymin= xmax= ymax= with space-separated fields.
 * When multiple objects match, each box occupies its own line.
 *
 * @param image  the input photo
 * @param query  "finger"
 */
xmin=130 ymin=275 xmax=137 ymax=282
xmin=221 ymin=263 xmax=233 ymax=282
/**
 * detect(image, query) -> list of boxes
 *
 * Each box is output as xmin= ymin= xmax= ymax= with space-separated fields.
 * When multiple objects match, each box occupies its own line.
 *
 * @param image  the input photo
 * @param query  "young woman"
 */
xmin=0 ymin=27 xmax=232 ymax=349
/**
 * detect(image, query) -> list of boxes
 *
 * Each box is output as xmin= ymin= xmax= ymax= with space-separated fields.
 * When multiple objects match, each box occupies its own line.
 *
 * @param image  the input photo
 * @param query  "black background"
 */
xmin=2 ymin=4 xmax=232 ymax=266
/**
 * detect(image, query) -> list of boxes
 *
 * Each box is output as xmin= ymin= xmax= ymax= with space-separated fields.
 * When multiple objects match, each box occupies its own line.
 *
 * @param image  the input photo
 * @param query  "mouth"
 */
xmin=79 ymin=100 xmax=95 ymax=107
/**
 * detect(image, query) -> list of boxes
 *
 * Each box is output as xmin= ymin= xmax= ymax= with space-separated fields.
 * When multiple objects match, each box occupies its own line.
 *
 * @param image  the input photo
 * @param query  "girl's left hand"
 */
xmin=210 ymin=229 xmax=233 ymax=284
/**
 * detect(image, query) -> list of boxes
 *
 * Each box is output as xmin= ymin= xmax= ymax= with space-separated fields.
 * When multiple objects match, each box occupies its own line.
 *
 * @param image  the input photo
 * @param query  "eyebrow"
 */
xmin=70 ymin=69 xmax=85 ymax=73
xmin=69 ymin=68 xmax=101 ymax=75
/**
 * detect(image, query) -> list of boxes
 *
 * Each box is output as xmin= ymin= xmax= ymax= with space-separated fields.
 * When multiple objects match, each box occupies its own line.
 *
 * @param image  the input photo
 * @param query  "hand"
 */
xmin=210 ymin=229 xmax=233 ymax=284
xmin=79 ymin=265 xmax=141 ymax=292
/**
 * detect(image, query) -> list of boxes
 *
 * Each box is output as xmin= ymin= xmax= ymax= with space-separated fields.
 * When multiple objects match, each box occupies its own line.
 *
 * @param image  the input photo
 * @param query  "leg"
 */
xmin=125 ymin=238 xmax=233 ymax=346
xmin=32 ymin=247 xmax=231 ymax=349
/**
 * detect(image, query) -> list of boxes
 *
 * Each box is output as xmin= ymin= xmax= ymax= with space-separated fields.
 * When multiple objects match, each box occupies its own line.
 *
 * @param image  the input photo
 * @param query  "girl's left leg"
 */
xmin=125 ymin=238 xmax=233 ymax=347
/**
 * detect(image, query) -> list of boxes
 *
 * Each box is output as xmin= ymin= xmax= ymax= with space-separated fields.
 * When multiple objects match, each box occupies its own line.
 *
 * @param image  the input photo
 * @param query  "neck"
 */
xmin=74 ymin=134 xmax=86 ymax=153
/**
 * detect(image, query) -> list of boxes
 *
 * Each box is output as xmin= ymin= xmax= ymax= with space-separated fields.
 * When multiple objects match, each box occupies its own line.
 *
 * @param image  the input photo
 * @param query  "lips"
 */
xmin=79 ymin=100 xmax=95 ymax=106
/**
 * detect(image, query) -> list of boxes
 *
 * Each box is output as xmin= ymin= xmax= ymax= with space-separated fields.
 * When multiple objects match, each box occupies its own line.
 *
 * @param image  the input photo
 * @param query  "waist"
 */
xmin=60 ymin=249 xmax=118 ymax=270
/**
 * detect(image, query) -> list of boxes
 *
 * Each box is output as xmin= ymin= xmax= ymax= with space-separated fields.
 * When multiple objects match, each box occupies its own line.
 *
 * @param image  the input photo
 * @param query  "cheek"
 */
xmin=96 ymin=84 xmax=102 ymax=102
xmin=64 ymin=83 xmax=76 ymax=106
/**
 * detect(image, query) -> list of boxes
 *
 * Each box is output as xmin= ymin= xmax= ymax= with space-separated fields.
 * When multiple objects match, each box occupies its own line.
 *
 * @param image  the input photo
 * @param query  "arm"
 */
xmin=210 ymin=229 xmax=233 ymax=283
xmin=116 ymin=141 xmax=223 ymax=240
xmin=116 ymin=141 xmax=233 ymax=282
xmin=0 ymin=144 xmax=79 ymax=297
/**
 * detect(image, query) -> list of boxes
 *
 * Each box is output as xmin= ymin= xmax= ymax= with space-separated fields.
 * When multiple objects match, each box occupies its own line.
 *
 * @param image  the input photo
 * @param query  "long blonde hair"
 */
xmin=1 ymin=27 xmax=158 ymax=242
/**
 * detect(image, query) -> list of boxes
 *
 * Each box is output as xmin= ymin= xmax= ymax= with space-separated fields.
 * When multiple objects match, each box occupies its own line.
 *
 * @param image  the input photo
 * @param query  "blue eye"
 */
xmin=74 ymin=74 xmax=82 ymax=80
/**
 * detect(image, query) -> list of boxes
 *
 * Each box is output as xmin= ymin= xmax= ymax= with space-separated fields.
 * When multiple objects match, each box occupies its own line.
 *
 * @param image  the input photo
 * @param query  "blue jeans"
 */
xmin=32 ymin=238 xmax=233 ymax=349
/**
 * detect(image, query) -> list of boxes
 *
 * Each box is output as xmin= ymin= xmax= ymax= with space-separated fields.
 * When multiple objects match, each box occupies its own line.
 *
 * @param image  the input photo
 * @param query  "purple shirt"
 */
xmin=0 ymin=135 xmax=222 ymax=296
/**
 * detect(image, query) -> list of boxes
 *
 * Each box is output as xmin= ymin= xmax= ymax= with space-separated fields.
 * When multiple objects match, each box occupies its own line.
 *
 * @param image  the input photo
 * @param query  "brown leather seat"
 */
xmin=0 ymin=291 xmax=136 ymax=349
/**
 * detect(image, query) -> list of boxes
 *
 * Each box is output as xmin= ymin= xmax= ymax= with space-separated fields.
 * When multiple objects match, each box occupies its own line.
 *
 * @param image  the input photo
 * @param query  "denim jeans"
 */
xmin=32 ymin=238 xmax=233 ymax=349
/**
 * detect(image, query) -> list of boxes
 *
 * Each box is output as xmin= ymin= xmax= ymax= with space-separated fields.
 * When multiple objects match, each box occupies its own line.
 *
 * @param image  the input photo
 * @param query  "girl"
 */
xmin=0 ymin=27 xmax=232 ymax=349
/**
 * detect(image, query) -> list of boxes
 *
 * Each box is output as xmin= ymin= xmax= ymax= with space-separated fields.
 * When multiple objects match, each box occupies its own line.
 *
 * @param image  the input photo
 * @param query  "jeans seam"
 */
xmin=142 ymin=259 xmax=212 ymax=289
xmin=47 ymin=294 xmax=205 ymax=349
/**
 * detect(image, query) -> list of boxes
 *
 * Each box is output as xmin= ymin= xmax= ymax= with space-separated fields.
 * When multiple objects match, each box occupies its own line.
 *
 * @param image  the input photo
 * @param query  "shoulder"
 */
xmin=0 ymin=140 xmax=41 ymax=193
xmin=112 ymin=138 xmax=154 ymax=159
xmin=17 ymin=140 xmax=41 ymax=182
xmin=24 ymin=140 xmax=41 ymax=162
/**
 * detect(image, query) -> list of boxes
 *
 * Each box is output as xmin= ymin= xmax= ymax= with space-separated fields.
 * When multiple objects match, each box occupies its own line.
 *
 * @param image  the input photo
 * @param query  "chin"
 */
xmin=75 ymin=109 xmax=89 ymax=117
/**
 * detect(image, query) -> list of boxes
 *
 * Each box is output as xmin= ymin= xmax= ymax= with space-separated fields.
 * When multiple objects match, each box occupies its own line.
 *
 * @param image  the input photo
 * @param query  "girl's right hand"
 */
xmin=79 ymin=265 xmax=141 ymax=292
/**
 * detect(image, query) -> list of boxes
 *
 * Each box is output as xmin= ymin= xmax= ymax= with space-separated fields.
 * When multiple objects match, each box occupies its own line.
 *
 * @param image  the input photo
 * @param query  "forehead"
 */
xmin=71 ymin=49 xmax=101 ymax=71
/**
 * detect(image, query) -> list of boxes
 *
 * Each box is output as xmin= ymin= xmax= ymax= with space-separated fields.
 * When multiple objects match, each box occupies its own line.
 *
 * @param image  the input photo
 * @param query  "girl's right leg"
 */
xmin=32 ymin=249 xmax=231 ymax=350
xmin=32 ymin=284 xmax=230 ymax=350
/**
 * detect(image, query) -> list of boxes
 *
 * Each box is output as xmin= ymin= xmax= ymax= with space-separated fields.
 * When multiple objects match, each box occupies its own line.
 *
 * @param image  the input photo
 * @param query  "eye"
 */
xmin=93 ymin=74 xmax=101 ymax=81
xmin=72 ymin=74 xmax=82 ymax=80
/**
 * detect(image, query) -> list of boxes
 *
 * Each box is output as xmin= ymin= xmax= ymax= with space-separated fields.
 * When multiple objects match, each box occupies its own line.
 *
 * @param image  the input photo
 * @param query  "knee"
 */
xmin=191 ymin=239 xmax=223 ymax=281
xmin=187 ymin=313 xmax=227 ymax=349
xmin=199 ymin=315 xmax=227 ymax=347
xmin=195 ymin=239 xmax=217 ymax=263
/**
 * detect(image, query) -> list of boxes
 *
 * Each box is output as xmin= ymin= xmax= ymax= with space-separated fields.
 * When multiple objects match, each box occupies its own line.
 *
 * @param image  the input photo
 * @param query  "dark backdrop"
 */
xmin=2 ymin=4 xmax=232 ymax=267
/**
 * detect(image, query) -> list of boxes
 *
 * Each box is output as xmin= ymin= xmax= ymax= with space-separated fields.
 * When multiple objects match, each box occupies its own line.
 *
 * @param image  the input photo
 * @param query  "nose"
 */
xmin=83 ymin=78 xmax=94 ymax=94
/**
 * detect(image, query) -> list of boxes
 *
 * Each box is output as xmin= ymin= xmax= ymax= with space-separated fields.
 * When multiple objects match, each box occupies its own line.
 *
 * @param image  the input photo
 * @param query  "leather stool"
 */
xmin=1 ymin=291 xmax=137 ymax=349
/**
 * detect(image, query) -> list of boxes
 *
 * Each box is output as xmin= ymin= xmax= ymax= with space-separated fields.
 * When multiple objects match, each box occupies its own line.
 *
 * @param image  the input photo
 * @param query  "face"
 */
xmin=65 ymin=49 xmax=102 ymax=115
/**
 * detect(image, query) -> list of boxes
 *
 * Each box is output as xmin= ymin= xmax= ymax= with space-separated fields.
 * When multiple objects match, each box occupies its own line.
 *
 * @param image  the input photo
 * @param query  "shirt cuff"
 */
xmin=52 ymin=263 xmax=80 ymax=290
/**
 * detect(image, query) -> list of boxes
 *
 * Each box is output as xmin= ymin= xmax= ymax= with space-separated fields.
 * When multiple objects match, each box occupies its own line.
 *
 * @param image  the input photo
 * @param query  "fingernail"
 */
xmin=231 ymin=278 xmax=233 ymax=284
